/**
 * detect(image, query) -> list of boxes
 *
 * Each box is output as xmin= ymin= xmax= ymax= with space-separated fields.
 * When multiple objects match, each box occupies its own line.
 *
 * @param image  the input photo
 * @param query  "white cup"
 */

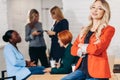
xmin=72 ymin=64 xmax=75 ymax=72
xmin=50 ymin=60 xmax=56 ymax=68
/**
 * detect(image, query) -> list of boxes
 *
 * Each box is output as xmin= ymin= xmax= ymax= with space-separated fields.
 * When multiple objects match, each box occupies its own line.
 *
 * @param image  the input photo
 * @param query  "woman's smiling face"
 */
xmin=90 ymin=0 xmax=105 ymax=20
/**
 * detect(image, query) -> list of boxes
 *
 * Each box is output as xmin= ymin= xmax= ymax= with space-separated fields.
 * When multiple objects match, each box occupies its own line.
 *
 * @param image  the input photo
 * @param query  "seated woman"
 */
xmin=44 ymin=30 xmax=78 ymax=74
xmin=2 ymin=30 xmax=44 ymax=80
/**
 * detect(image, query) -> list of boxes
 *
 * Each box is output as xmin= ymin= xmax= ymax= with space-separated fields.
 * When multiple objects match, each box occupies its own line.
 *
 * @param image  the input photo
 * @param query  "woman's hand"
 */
xmin=55 ymin=62 xmax=60 ymax=68
xmin=32 ymin=30 xmax=40 ymax=36
xmin=77 ymin=43 xmax=88 ymax=57
xmin=46 ymin=30 xmax=55 ymax=36
xmin=26 ymin=60 xmax=36 ymax=67
xmin=43 ymin=68 xmax=52 ymax=73
xmin=78 ymin=43 xmax=83 ymax=48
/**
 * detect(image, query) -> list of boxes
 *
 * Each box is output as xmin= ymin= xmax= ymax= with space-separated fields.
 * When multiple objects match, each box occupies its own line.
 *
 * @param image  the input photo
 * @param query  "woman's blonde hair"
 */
xmin=29 ymin=9 xmax=39 ymax=23
xmin=28 ymin=9 xmax=39 ymax=28
xmin=50 ymin=6 xmax=64 ymax=21
xmin=80 ymin=0 xmax=110 ymax=41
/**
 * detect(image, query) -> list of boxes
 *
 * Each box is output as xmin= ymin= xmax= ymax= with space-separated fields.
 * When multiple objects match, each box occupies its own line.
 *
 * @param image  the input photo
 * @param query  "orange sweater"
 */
xmin=71 ymin=25 xmax=115 ymax=78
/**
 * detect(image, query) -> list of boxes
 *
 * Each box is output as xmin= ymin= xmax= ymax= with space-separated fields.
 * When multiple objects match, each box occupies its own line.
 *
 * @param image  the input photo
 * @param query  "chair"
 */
xmin=0 ymin=70 xmax=16 ymax=80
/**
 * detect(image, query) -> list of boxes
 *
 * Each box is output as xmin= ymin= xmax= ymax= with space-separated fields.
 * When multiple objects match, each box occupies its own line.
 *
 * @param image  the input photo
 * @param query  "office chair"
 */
xmin=0 ymin=70 xmax=16 ymax=80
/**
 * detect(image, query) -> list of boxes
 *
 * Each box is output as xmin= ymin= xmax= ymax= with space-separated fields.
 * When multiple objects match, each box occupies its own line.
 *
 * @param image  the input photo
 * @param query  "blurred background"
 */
xmin=0 ymin=0 xmax=120 ymax=76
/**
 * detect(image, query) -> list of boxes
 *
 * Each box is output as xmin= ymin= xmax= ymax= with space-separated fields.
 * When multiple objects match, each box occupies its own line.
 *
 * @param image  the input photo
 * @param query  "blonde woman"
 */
xmin=46 ymin=6 xmax=69 ymax=62
xmin=25 ymin=9 xmax=49 ymax=67
xmin=62 ymin=0 xmax=115 ymax=80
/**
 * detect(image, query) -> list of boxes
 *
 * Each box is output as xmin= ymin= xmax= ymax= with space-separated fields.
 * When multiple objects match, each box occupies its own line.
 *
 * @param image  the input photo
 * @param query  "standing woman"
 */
xmin=62 ymin=0 xmax=115 ymax=80
xmin=2 ymin=30 xmax=44 ymax=80
xmin=25 ymin=9 xmax=49 ymax=67
xmin=46 ymin=6 xmax=69 ymax=62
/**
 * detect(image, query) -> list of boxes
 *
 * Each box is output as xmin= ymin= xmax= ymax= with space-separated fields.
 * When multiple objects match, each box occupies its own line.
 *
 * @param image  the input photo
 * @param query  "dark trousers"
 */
xmin=29 ymin=46 xmax=49 ymax=67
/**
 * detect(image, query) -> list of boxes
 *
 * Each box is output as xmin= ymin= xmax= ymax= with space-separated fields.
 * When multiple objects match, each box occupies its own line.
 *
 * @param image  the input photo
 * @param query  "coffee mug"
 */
xmin=50 ymin=60 xmax=56 ymax=68
xmin=72 ymin=64 xmax=75 ymax=72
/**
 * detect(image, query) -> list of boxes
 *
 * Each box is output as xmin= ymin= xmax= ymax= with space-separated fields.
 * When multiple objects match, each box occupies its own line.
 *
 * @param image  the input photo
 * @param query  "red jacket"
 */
xmin=71 ymin=25 xmax=115 ymax=78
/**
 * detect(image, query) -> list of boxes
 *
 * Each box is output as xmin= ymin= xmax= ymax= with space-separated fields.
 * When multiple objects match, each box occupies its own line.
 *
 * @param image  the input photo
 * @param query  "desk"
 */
xmin=27 ymin=73 xmax=120 ymax=80
xmin=27 ymin=74 xmax=66 ymax=80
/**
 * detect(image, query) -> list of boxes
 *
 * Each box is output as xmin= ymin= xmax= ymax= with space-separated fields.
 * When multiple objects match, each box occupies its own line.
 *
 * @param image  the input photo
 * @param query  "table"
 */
xmin=27 ymin=74 xmax=66 ymax=80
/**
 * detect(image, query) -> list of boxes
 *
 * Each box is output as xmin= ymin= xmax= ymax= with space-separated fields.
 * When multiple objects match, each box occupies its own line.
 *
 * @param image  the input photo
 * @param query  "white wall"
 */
xmin=62 ymin=0 xmax=92 ymax=41
xmin=62 ymin=0 xmax=120 ymax=56
xmin=0 ymin=0 xmax=8 ymax=47
xmin=108 ymin=0 xmax=120 ymax=56
xmin=0 ymin=0 xmax=8 ymax=73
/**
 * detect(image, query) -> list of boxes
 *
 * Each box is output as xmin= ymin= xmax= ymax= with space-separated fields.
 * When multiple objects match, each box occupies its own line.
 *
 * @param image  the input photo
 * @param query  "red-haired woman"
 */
xmin=44 ymin=30 xmax=77 ymax=74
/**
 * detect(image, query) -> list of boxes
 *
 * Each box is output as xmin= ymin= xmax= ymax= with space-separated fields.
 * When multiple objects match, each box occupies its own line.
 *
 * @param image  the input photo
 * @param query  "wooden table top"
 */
xmin=27 ymin=74 xmax=66 ymax=80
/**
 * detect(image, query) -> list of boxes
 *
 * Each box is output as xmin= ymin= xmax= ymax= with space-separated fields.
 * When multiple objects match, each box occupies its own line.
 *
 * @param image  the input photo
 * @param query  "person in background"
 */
xmin=2 ymin=30 xmax=44 ymax=80
xmin=46 ymin=6 xmax=69 ymax=62
xmin=61 ymin=0 xmax=115 ymax=80
xmin=25 ymin=9 xmax=49 ymax=67
xmin=44 ymin=30 xmax=78 ymax=74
